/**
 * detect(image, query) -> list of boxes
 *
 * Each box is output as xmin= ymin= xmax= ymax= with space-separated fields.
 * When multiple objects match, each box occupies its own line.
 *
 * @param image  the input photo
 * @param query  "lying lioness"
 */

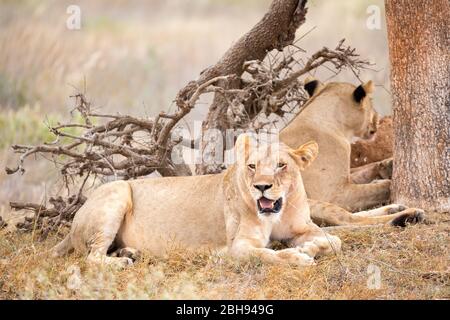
xmin=54 ymin=135 xmax=342 ymax=267
xmin=54 ymin=134 xmax=423 ymax=267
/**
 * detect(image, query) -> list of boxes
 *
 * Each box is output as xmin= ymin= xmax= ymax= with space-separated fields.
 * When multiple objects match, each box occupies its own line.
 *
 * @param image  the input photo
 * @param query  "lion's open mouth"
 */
xmin=257 ymin=197 xmax=283 ymax=215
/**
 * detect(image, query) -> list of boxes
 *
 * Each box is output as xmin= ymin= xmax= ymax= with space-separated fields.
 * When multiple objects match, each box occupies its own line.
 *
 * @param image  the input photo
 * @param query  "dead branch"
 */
xmin=6 ymin=75 xmax=233 ymax=180
xmin=11 ymin=194 xmax=86 ymax=239
xmin=273 ymin=39 xmax=371 ymax=91
xmin=241 ymin=39 xmax=371 ymax=122
xmin=187 ymin=0 xmax=308 ymax=94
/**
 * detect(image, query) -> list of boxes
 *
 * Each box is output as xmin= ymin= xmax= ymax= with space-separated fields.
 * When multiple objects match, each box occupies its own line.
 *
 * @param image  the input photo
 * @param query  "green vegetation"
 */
xmin=0 ymin=104 xmax=83 ymax=149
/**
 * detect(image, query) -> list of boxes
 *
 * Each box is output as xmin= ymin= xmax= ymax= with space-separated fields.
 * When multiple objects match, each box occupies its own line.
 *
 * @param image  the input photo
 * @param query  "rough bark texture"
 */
xmin=196 ymin=0 xmax=307 ymax=87
xmin=196 ymin=0 xmax=308 ymax=174
xmin=385 ymin=0 xmax=450 ymax=211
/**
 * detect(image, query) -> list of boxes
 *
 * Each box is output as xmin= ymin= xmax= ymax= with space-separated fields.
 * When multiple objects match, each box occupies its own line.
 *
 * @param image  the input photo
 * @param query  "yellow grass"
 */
xmin=0 ymin=212 xmax=448 ymax=299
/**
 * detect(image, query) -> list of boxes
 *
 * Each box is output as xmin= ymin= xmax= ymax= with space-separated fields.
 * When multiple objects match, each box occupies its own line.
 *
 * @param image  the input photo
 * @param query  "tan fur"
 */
xmin=350 ymin=157 xmax=392 ymax=184
xmin=351 ymin=116 xmax=393 ymax=168
xmin=309 ymin=200 xmax=423 ymax=227
xmin=53 ymin=136 xmax=342 ymax=268
xmin=280 ymin=79 xmax=389 ymax=211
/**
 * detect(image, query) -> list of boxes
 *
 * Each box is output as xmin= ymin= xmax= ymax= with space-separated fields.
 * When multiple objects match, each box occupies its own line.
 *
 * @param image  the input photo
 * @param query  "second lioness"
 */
xmin=281 ymin=78 xmax=392 ymax=212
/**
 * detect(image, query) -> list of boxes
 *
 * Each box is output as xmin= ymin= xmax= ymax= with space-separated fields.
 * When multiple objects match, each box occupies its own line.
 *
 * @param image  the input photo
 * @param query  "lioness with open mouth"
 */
xmin=54 ymin=134 xmax=342 ymax=267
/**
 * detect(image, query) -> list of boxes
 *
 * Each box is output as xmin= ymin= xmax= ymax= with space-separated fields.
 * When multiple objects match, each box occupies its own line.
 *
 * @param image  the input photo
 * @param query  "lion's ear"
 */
xmin=290 ymin=141 xmax=319 ymax=170
xmin=235 ymin=133 xmax=256 ymax=164
xmin=304 ymin=77 xmax=323 ymax=98
xmin=353 ymin=80 xmax=374 ymax=104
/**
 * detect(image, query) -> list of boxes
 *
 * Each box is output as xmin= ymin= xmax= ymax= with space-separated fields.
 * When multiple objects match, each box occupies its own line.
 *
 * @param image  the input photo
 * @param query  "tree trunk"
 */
xmin=385 ymin=0 xmax=450 ymax=211
xmin=195 ymin=0 xmax=308 ymax=174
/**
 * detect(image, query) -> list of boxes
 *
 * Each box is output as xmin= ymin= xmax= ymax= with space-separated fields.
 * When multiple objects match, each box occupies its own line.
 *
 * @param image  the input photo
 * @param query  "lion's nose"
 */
xmin=253 ymin=184 xmax=273 ymax=192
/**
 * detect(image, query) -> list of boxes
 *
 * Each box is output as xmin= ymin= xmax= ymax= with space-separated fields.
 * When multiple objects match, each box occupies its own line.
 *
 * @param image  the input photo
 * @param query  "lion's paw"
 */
xmin=116 ymin=247 xmax=141 ymax=262
xmin=391 ymin=209 xmax=425 ymax=227
xmin=88 ymin=254 xmax=134 ymax=270
xmin=277 ymin=248 xmax=315 ymax=266
xmin=386 ymin=204 xmax=408 ymax=215
xmin=109 ymin=257 xmax=134 ymax=269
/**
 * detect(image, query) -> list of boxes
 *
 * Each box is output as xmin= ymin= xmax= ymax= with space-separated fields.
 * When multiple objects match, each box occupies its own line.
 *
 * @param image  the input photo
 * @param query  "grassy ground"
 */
xmin=1 ymin=0 xmax=448 ymax=300
xmin=0 ymin=212 xmax=448 ymax=299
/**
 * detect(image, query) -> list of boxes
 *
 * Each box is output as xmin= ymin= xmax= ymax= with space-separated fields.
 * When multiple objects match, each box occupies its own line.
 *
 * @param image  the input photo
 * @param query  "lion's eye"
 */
xmin=247 ymin=164 xmax=256 ymax=170
xmin=277 ymin=163 xmax=286 ymax=169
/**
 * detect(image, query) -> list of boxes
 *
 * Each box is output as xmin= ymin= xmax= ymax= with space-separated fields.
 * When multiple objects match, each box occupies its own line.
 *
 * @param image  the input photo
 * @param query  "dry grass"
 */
xmin=0 ymin=0 xmax=391 ymax=117
xmin=0 ymin=212 xmax=448 ymax=300
xmin=1 ymin=0 xmax=448 ymax=300
xmin=0 ymin=0 xmax=270 ymax=116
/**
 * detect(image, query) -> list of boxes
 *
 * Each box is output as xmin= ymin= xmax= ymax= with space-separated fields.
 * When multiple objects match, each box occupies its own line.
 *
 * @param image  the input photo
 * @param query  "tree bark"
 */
xmin=385 ymin=0 xmax=450 ymax=211
xmin=195 ymin=0 xmax=308 ymax=174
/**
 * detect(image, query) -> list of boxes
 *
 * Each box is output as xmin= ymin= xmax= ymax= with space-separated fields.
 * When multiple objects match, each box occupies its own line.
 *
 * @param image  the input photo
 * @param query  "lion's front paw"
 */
xmin=297 ymin=235 xmax=342 ymax=258
xmin=88 ymin=254 xmax=134 ymax=270
xmin=109 ymin=257 xmax=134 ymax=269
xmin=276 ymin=248 xmax=315 ymax=266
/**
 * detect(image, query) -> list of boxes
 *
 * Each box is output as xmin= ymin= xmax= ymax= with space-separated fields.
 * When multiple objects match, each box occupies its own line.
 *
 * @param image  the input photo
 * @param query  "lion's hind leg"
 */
xmin=309 ymin=199 xmax=424 ymax=227
xmin=350 ymin=205 xmax=424 ymax=227
xmin=83 ymin=181 xmax=134 ymax=268
xmin=351 ymin=158 xmax=393 ymax=184
xmin=53 ymin=181 xmax=134 ymax=269
xmin=52 ymin=234 xmax=74 ymax=257
xmin=353 ymin=203 xmax=407 ymax=217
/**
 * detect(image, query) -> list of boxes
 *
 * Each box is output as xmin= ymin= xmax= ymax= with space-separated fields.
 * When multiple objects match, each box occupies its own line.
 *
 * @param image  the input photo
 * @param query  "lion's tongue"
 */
xmin=259 ymin=198 xmax=274 ymax=209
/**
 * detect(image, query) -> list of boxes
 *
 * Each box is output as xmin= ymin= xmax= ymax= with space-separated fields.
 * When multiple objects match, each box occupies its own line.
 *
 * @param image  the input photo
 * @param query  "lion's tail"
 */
xmin=52 ymin=234 xmax=73 ymax=257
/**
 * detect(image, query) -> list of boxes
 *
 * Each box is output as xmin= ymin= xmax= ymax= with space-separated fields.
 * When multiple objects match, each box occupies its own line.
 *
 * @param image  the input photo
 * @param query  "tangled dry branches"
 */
xmin=6 ymin=75 xmax=236 ymax=236
xmin=6 ymin=39 xmax=371 ymax=237
xmin=212 ymin=39 xmax=371 ymax=131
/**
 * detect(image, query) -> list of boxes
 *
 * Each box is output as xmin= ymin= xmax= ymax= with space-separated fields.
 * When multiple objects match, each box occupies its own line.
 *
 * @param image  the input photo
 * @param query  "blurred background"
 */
xmin=0 ymin=0 xmax=390 ymax=218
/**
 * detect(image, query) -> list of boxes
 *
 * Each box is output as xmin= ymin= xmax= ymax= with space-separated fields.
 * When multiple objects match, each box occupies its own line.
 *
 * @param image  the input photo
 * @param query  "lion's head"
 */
xmin=234 ymin=134 xmax=318 ymax=217
xmin=304 ymin=78 xmax=379 ymax=140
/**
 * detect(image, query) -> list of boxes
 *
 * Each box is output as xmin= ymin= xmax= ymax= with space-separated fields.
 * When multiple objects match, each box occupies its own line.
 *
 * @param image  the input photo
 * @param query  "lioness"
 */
xmin=54 ymin=134 xmax=422 ymax=267
xmin=281 ymin=78 xmax=392 ymax=212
